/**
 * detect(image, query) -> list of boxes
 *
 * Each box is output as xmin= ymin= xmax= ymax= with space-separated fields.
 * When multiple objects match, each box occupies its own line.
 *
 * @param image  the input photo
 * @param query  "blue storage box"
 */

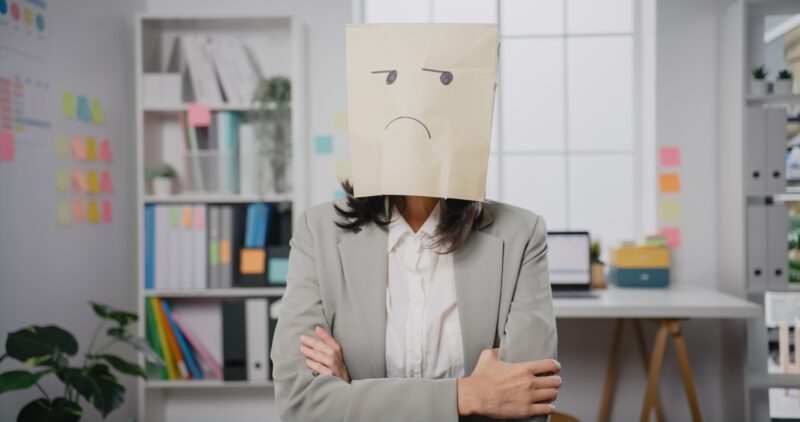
xmin=608 ymin=266 xmax=669 ymax=288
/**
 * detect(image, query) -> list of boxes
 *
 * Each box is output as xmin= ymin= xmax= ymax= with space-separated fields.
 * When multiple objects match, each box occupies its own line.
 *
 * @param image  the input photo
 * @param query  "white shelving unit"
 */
xmin=134 ymin=13 xmax=306 ymax=422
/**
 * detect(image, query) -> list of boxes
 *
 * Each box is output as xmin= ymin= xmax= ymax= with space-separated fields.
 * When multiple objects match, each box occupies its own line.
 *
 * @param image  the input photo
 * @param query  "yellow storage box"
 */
xmin=609 ymin=246 xmax=670 ymax=269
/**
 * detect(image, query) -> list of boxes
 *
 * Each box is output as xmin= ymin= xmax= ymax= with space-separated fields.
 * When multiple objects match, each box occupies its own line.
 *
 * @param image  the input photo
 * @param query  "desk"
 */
xmin=552 ymin=286 xmax=760 ymax=422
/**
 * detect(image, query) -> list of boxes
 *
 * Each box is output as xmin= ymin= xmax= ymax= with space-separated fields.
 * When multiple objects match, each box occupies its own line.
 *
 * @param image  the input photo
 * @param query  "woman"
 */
xmin=270 ymin=188 xmax=560 ymax=421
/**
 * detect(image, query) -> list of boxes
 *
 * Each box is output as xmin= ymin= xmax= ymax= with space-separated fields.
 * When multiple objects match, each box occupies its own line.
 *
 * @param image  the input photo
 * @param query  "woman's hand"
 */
xmin=457 ymin=348 xmax=561 ymax=419
xmin=300 ymin=326 xmax=351 ymax=383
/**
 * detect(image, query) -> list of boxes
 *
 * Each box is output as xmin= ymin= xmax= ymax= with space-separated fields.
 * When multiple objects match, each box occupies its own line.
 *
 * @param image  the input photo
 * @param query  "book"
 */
xmin=238 ymin=122 xmax=258 ymax=196
xmin=157 ymin=298 xmax=190 ymax=379
xmin=162 ymin=300 xmax=203 ymax=380
xmin=150 ymin=297 xmax=178 ymax=380
xmin=219 ymin=206 xmax=233 ymax=288
xmin=208 ymin=206 xmax=221 ymax=289
xmin=181 ymin=35 xmax=222 ymax=104
xmin=168 ymin=207 xmax=181 ymax=290
xmin=181 ymin=206 xmax=193 ymax=290
xmin=245 ymin=298 xmax=269 ymax=380
xmin=145 ymin=298 xmax=167 ymax=380
xmin=145 ymin=205 xmax=155 ymax=290
xmin=155 ymin=206 xmax=169 ymax=290
xmin=192 ymin=205 xmax=208 ymax=290
xmin=217 ymin=112 xmax=240 ymax=194
xmin=171 ymin=311 xmax=223 ymax=379
xmin=222 ymin=299 xmax=248 ymax=381
xmin=182 ymin=112 xmax=205 ymax=192
xmin=208 ymin=37 xmax=244 ymax=104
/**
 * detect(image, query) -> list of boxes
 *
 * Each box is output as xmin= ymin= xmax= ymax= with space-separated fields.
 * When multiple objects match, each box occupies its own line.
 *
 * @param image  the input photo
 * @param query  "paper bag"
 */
xmin=346 ymin=23 xmax=498 ymax=201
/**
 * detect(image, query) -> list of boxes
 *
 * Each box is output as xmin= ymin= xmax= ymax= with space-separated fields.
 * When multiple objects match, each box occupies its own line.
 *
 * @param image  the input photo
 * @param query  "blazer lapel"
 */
xmin=338 ymin=224 xmax=388 ymax=377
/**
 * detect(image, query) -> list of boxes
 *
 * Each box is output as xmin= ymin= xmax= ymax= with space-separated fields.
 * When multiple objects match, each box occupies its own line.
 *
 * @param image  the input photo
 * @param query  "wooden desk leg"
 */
xmin=640 ymin=320 xmax=669 ymax=422
xmin=633 ymin=320 xmax=666 ymax=422
xmin=669 ymin=320 xmax=703 ymax=422
xmin=598 ymin=319 xmax=624 ymax=422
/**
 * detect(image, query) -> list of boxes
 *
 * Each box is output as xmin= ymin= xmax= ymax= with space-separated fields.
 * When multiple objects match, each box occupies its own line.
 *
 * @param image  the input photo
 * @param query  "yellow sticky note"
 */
xmin=62 ymin=92 xmax=76 ymax=118
xmin=89 ymin=99 xmax=104 ymax=124
xmin=57 ymin=202 xmax=72 ymax=227
xmin=335 ymin=160 xmax=352 ymax=181
xmin=56 ymin=169 xmax=69 ymax=193
xmin=87 ymin=200 xmax=99 ymax=224
xmin=659 ymin=200 xmax=681 ymax=221
xmin=332 ymin=111 xmax=348 ymax=130
xmin=87 ymin=170 xmax=100 ymax=194
xmin=86 ymin=137 xmax=97 ymax=161
xmin=55 ymin=133 xmax=69 ymax=158
xmin=659 ymin=173 xmax=681 ymax=193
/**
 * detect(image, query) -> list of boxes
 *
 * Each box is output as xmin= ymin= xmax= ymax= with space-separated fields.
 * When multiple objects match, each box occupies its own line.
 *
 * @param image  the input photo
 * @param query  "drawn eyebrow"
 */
xmin=371 ymin=70 xmax=395 ymax=74
xmin=421 ymin=68 xmax=447 ymax=74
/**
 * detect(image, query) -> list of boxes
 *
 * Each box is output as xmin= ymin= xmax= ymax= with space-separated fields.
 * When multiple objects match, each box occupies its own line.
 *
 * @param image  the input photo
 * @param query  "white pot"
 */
xmin=750 ymin=79 xmax=768 ymax=96
xmin=775 ymin=79 xmax=794 ymax=95
xmin=152 ymin=178 xmax=172 ymax=196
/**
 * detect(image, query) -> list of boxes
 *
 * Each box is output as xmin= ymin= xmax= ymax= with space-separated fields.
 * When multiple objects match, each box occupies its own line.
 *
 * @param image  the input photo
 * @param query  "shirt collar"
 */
xmin=387 ymin=202 xmax=441 ymax=252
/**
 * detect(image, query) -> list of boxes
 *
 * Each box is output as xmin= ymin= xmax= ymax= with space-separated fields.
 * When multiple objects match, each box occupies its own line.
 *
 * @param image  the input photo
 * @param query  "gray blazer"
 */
xmin=271 ymin=200 xmax=557 ymax=422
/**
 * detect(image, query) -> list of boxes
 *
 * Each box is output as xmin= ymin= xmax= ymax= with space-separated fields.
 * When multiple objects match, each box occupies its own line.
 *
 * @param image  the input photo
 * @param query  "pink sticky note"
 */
xmin=100 ymin=170 xmax=113 ymax=193
xmin=71 ymin=136 xmax=86 ymax=160
xmin=72 ymin=170 xmax=88 ymax=192
xmin=659 ymin=146 xmax=681 ymax=167
xmin=101 ymin=199 xmax=112 ymax=223
xmin=659 ymin=227 xmax=681 ymax=248
xmin=73 ymin=198 xmax=86 ymax=223
xmin=187 ymin=103 xmax=211 ymax=127
xmin=194 ymin=206 xmax=205 ymax=229
xmin=0 ymin=131 xmax=14 ymax=162
xmin=99 ymin=139 xmax=112 ymax=162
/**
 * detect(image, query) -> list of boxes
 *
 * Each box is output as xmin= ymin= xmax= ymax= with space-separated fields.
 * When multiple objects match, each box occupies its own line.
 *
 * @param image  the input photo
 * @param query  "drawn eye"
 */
xmin=371 ymin=70 xmax=397 ymax=85
xmin=422 ymin=68 xmax=453 ymax=86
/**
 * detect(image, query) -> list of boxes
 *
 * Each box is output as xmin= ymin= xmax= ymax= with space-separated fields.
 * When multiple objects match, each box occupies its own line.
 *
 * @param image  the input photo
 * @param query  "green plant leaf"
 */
xmin=0 ymin=369 xmax=50 ymax=394
xmin=6 ymin=326 xmax=77 ymax=367
xmin=56 ymin=365 xmax=124 ymax=418
xmin=17 ymin=397 xmax=81 ymax=422
xmin=90 ymin=302 xmax=138 ymax=326
xmin=93 ymin=354 xmax=148 ymax=379
xmin=107 ymin=328 xmax=164 ymax=366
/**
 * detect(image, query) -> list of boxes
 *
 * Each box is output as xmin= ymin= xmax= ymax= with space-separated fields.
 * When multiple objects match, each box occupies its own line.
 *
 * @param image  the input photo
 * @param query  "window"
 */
xmin=360 ymin=0 xmax=647 ymax=252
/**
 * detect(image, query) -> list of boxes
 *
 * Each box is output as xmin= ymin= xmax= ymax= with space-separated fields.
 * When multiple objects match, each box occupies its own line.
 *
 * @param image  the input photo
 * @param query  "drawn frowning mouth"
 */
xmin=384 ymin=116 xmax=431 ymax=139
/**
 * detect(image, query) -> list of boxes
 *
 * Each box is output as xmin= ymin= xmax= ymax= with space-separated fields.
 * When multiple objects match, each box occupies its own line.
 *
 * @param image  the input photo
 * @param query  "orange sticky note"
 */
xmin=240 ymin=249 xmax=266 ymax=274
xmin=86 ymin=137 xmax=97 ymax=161
xmin=659 ymin=173 xmax=680 ymax=193
xmin=659 ymin=227 xmax=681 ymax=247
xmin=220 ymin=240 xmax=231 ymax=264
xmin=187 ymin=103 xmax=211 ymax=127
xmin=99 ymin=139 xmax=111 ymax=162
xmin=73 ymin=198 xmax=86 ymax=223
xmin=101 ymin=200 xmax=112 ymax=223
xmin=71 ymin=136 xmax=85 ymax=160
xmin=100 ymin=171 xmax=112 ymax=193
xmin=182 ymin=207 xmax=192 ymax=228
xmin=87 ymin=200 xmax=99 ymax=224
xmin=87 ymin=170 xmax=100 ymax=194
xmin=72 ymin=170 xmax=88 ymax=192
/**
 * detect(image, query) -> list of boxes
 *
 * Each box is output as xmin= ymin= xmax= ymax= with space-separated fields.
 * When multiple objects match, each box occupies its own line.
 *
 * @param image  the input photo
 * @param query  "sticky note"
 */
xmin=659 ymin=146 xmax=681 ymax=167
xmin=659 ymin=227 xmax=681 ymax=248
xmin=219 ymin=240 xmax=231 ymax=264
xmin=100 ymin=171 xmax=112 ymax=193
xmin=101 ymin=200 xmax=112 ymax=223
xmin=188 ymin=103 xmax=211 ymax=127
xmin=268 ymin=257 xmax=290 ymax=284
xmin=332 ymin=111 xmax=348 ymax=130
xmin=62 ymin=92 xmax=76 ymax=118
xmin=659 ymin=200 xmax=681 ymax=221
xmin=87 ymin=200 xmax=99 ymax=224
xmin=87 ymin=170 xmax=100 ymax=194
xmin=89 ymin=99 xmax=104 ymax=124
xmin=659 ymin=173 xmax=680 ymax=193
xmin=77 ymin=96 xmax=91 ymax=123
xmin=335 ymin=160 xmax=352 ymax=181
xmin=99 ymin=139 xmax=111 ymax=162
xmin=72 ymin=170 xmax=88 ymax=192
xmin=56 ymin=169 xmax=69 ymax=192
xmin=71 ymin=136 xmax=85 ymax=160
xmin=86 ymin=137 xmax=97 ymax=161
xmin=0 ymin=131 xmax=14 ymax=162
xmin=182 ymin=207 xmax=192 ymax=228
xmin=73 ymin=198 xmax=86 ymax=223
xmin=314 ymin=135 xmax=333 ymax=155
xmin=333 ymin=190 xmax=347 ymax=200
xmin=55 ymin=133 xmax=69 ymax=158
xmin=57 ymin=202 xmax=72 ymax=227
xmin=240 ymin=249 xmax=266 ymax=274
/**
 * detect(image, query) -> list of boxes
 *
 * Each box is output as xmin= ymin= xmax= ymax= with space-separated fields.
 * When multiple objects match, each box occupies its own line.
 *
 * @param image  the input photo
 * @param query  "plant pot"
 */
xmin=775 ymin=79 xmax=794 ymax=95
xmin=152 ymin=177 xmax=172 ymax=196
xmin=750 ymin=79 xmax=768 ymax=96
xmin=590 ymin=262 xmax=607 ymax=290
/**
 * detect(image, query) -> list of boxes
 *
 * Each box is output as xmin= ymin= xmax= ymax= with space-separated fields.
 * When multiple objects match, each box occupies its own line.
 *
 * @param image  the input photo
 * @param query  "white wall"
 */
xmin=0 ymin=0 xmax=143 ymax=421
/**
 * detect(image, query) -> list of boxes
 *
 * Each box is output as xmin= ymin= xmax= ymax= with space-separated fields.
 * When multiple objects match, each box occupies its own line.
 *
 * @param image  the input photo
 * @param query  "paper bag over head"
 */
xmin=346 ymin=23 xmax=499 ymax=201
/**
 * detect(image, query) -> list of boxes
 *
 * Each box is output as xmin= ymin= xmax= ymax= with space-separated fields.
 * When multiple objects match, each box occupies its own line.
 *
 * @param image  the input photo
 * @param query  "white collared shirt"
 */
xmin=385 ymin=204 xmax=465 ymax=379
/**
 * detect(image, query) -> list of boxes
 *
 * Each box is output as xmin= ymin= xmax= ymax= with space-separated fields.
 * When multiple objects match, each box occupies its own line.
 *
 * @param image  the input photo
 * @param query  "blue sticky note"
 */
xmin=314 ymin=135 xmax=333 ymax=155
xmin=333 ymin=190 xmax=347 ymax=200
xmin=77 ymin=96 xmax=91 ymax=123
xmin=268 ymin=257 xmax=289 ymax=284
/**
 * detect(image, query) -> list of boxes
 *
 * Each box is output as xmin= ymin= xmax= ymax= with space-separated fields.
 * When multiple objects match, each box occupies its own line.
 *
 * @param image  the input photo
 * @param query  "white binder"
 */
xmin=766 ymin=108 xmax=787 ymax=193
xmin=745 ymin=108 xmax=767 ymax=193
xmin=767 ymin=202 xmax=789 ymax=290
xmin=245 ymin=298 xmax=269 ymax=380
xmin=746 ymin=202 xmax=768 ymax=291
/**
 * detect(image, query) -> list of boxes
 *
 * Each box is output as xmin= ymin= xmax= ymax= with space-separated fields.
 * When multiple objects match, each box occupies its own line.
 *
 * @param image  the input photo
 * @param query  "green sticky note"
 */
xmin=209 ymin=243 xmax=219 ymax=266
xmin=62 ymin=92 xmax=76 ymax=118
xmin=90 ymin=98 xmax=104 ymax=124
xmin=169 ymin=207 xmax=179 ymax=228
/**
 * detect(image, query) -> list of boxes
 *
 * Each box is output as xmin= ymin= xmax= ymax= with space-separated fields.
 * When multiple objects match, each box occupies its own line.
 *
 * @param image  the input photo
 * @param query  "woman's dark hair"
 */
xmin=334 ymin=181 xmax=484 ymax=253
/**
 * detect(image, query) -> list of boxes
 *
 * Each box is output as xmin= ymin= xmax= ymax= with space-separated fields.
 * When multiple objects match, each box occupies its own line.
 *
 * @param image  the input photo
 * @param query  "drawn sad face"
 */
xmin=346 ymin=23 xmax=498 ymax=200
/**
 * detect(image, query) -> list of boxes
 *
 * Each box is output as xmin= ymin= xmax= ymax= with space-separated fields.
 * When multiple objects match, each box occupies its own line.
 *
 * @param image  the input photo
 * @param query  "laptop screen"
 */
xmin=547 ymin=232 xmax=591 ymax=286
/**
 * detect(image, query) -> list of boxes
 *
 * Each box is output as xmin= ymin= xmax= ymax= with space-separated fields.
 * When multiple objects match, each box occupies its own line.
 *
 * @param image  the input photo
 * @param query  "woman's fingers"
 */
xmin=300 ymin=334 xmax=335 ymax=357
xmin=306 ymin=359 xmax=333 ymax=376
xmin=300 ymin=345 xmax=335 ymax=367
xmin=316 ymin=326 xmax=342 ymax=353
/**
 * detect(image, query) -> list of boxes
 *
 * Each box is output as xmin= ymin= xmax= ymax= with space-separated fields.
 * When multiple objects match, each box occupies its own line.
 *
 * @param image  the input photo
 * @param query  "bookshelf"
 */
xmin=134 ymin=14 xmax=306 ymax=422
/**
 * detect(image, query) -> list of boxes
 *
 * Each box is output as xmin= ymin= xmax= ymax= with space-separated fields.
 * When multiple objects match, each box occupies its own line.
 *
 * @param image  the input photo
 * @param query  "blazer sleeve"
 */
xmin=271 ymin=212 xmax=459 ymax=422
xmin=498 ymin=215 xmax=558 ymax=422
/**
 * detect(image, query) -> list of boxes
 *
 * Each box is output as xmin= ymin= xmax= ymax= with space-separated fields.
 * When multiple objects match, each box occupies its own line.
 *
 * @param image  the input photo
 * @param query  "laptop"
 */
xmin=547 ymin=231 xmax=598 ymax=299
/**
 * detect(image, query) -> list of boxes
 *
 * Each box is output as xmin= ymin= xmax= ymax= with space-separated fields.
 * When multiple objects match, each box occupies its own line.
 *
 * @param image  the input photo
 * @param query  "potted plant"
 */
xmin=146 ymin=163 xmax=176 ymax=196
xmin=249 ymin=76 xmax=292 ymax=196
xmin=590 ymin=239 xmax=606 ymax=289
xmin=776 ymin=69 xmax=794 ymax=95
xmin=0 ymin=302 xmax=162 ymax=421
xmin=751 ymin=65 xmax=769 ymax=96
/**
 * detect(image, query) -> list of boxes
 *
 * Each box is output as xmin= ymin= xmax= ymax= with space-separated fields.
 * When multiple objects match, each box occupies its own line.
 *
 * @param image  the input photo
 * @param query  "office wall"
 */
xmin=0 ymin=0 xmax=143 ymax=421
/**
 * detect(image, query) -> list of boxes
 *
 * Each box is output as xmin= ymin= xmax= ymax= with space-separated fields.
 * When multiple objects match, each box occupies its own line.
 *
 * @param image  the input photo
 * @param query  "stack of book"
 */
xmin=178 ymin=35 xmax=261 ymax=105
